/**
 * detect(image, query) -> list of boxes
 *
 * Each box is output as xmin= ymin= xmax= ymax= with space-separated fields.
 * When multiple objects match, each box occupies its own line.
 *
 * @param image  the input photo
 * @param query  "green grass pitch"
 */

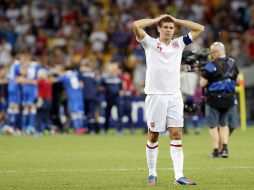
xmin=0 ymin=127 xmax=254 ymax=190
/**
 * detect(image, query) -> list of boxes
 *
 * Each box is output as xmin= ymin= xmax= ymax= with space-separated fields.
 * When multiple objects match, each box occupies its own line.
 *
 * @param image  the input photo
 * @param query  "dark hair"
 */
xmin=64 ymin=64 xmax=74 ymax=71
xmin=157 ymin=17 xmax=174 ymax=27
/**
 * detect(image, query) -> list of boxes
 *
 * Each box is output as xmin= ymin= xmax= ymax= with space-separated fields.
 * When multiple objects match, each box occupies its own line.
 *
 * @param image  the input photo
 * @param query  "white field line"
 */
xmin=0 ymin=166 xmax=254 ymax=174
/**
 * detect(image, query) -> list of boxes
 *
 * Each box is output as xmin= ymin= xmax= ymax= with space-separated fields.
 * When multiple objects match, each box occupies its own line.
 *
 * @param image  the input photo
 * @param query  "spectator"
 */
xmin=245 ymin=23 xmax=254 ymax=64
xmin=5 ymin=3 xmax=20 ymax=26
xmin=89 ymin=23 xmax=108 ymax=53
xmin=0 ymin=39 xmax=12 ymax=66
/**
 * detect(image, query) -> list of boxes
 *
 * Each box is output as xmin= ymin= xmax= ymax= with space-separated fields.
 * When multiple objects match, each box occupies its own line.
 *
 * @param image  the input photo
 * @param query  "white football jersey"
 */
xmin=138 ymin=33 xmax=192 ymax=94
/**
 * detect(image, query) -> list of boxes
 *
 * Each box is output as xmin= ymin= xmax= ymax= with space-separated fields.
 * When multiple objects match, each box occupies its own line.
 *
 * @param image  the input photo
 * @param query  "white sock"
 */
xmin=146 ymin=140 xmax=158 ymax=177
xmin=170 ymin=140 xmax=184 ymax=180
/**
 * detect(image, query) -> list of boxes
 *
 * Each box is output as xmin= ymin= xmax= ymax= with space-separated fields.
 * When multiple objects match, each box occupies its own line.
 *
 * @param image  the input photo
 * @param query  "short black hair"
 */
xmin=157 ymin=17 xmax=174 ymax=27
xmin=64 ymin=64 xmax=74 ymax=71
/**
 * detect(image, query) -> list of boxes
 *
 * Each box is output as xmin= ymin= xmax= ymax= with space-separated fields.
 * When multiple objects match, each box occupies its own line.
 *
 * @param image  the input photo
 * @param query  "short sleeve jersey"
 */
xmin=9 ymin=60 xmax=21 ymax=81
xmin=57 ymin=70 xmax=83 ymax=100
xmin=138 ymin=33 xmax=192 ymax=94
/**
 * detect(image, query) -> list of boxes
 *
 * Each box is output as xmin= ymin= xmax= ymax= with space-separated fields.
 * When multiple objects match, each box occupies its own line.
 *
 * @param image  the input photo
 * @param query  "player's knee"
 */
xmin=169 ymin=130 xmax=182 ymax=140
xmin=23 ymin=109 xmax=29 ymax=115
xmin=148 ymin=131 xmax=159 ymax=143
xmin=30 ymin=108 xmax=37 ymax=114
xmin=9 ymin=103 xmax=17 ymax=110
xmin=30 ymin=106 xmax=37 ymax=114
xmin=23 ymin=106 xmax=29 ymax=113
xmin=7 ymin=108 xmax=13 ymax=114
xmin=13 ymin=107 xmax=20 ymax=114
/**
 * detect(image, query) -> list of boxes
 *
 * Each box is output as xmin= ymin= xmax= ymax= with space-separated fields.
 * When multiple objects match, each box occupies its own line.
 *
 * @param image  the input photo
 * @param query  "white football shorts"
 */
xmin=145 ymin=90 xmax=184 ymax=132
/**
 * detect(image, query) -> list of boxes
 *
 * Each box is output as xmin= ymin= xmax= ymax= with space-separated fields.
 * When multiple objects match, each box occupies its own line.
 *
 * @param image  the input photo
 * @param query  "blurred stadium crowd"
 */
xmin=0 ymin=0 xmax=254 ymax=135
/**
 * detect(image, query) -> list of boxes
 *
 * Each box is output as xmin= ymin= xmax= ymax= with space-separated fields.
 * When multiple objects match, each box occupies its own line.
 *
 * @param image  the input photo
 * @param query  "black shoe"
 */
xmin=221 ymin=149 xmax=228 ymax=158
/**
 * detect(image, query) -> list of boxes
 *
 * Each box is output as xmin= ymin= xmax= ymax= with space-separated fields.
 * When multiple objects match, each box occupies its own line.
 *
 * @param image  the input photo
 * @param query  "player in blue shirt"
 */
xmin=5 ymin=54 xmax=25 ymax=132
xmin=21 ymin=58 xmax=41 ymax=134
xmin=56 ymin=66 xmax=86 ymax=134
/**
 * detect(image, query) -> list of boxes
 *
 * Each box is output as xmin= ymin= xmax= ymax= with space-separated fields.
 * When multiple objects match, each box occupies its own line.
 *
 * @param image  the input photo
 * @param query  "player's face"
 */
xmin=109 ymin=63 xmax=119 ymax=76
xmin=19 ymin=54 xmax=31 ymax=67
xmin=158 ymin=22 xmax=175 ymax=41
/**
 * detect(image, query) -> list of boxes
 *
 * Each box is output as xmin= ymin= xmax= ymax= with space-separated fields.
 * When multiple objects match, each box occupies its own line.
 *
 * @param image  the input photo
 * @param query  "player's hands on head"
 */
xmin=156 ymin=14 xmax=178 ymax=23
xmin=168 ymin=15 xmax=177 ymax=23
xmin=156 ymin=14 xmax=170 ymax=22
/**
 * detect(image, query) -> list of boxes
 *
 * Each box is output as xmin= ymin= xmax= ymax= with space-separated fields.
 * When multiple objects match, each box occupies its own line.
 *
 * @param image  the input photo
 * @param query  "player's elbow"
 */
xmin=132 ymin=21 xmax=138 ymax=29
xmin=199 ymin=25 xmax=205 ymax=32
xmin=132 ymin=21 xmax=141 ymax=30
xmin=191 ymin=25 xmax=205 ymax=40
xmin=195 ymin=25 xmax=205 ymax=34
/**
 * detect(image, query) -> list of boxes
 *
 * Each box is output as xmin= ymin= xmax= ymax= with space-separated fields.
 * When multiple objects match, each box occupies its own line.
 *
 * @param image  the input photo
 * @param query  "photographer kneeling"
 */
xmin=199 ymin=42 xmax=239 ymax=158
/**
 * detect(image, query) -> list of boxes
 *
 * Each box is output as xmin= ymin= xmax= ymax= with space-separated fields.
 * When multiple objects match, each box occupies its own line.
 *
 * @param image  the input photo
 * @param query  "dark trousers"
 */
xmin=104 ymin=96 xmax=122 ymax=132
xmin=37 ymin=100 xmax=52 ymax=132
xmin=85 ymin=99 xmax=99 ymax=133
xmin=120 ymin=95 xmax=133 ymax=130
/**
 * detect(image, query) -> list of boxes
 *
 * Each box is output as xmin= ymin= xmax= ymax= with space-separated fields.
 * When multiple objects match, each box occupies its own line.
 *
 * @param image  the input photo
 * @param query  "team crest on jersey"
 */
xmin=156 ymin=43 xmax=162 ymax=52
xmin=171 ymin=40 xmax=180 ymax=48
xmin=150 ymin=122 xmax=155 ymax=128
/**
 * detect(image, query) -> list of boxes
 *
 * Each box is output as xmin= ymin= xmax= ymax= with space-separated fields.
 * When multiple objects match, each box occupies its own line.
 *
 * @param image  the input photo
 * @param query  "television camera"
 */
xmin=181 ymin=49 xmax=210 ymax=69
xmin=181 ymin=49 xmax=209 ymax=116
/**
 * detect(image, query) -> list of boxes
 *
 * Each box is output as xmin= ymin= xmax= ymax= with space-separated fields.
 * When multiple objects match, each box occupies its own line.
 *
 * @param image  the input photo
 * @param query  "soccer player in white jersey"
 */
xmin=133 ymin=14 xmax=204 ymax=185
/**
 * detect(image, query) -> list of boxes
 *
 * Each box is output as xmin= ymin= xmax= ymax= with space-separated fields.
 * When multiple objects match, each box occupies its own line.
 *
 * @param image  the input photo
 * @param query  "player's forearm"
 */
xmin=175 ymin=19 xmax=204 ymax=32
xmin=27 ymin=79 xmax=37 ymax=85
xmin=133 ymin=18 xmax=158 ymax=29
xmin=133 ymin=19 xmax=157 ymax=40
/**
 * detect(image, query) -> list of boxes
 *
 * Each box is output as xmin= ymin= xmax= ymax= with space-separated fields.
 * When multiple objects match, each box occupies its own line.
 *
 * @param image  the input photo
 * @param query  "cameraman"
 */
xmin=199 ymin=42 xmax=239 ymax=158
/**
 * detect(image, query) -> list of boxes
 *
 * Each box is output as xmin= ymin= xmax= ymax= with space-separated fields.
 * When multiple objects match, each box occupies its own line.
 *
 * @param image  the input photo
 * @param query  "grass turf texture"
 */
xmin=0 ymin=127 xmax=254 ymax=190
